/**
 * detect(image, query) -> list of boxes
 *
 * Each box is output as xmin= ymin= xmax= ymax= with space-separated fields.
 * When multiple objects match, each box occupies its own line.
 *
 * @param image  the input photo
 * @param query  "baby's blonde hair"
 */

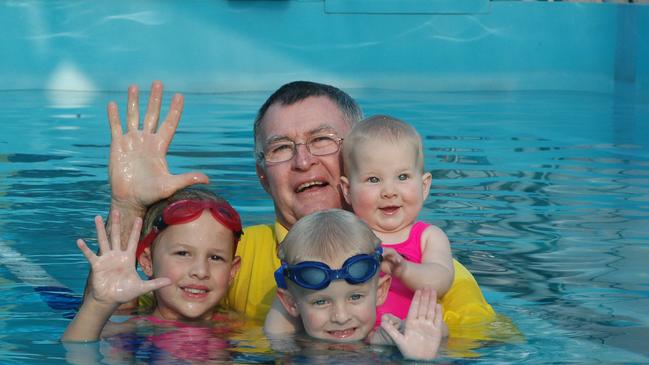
xmin=342 ymin=114 xmax=425 ymax=176
xmin=278 ymin=209 xmax=380 ymax=265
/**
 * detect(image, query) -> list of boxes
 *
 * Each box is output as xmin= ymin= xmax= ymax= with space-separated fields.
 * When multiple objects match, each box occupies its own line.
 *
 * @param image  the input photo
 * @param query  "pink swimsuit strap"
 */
xmin=384 ymin=221 xmax=429 ymax=262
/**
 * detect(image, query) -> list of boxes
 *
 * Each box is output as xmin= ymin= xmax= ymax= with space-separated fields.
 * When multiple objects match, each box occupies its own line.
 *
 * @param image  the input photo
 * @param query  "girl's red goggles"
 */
xmin=136 ymin=199 xmax=243 ymax=260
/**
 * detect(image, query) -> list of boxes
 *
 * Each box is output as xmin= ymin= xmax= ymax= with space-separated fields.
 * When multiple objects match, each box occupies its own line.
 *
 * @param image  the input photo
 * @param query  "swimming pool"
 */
xmin=1 ymin=1 xmax=649 ymax=364
xmin=1 ymin=87 xmax=647 ymax=364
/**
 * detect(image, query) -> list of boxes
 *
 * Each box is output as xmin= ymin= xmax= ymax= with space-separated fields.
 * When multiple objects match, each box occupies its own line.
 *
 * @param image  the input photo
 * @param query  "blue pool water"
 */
xmin=0 ymin=88 xmax=648 ymax=364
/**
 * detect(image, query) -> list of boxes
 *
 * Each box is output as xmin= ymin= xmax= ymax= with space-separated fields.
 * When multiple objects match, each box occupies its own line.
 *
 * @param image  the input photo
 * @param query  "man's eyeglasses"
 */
xmin=259 ymin=133 xmax=343 ymax=164
xmin=274 ymin=247 xmax=383 ymax=290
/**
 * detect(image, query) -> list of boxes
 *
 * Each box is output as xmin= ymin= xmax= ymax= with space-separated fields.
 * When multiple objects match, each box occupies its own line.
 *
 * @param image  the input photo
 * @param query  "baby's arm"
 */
xmin=62 ymin=214 xmax=171 ymax=342
xmin=382 ymin=225 xmax=454 ymax=296
xmin=371 ymin=288 xmax=444 ymax=361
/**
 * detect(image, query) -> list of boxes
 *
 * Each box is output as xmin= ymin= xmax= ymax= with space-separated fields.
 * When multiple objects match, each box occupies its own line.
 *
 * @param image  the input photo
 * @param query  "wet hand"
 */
xmin=380 ymin=288 xmax=443 ymax=361
xmin=76 ymin=211 xmax=171 ymax=307
xmin=107 ymin=81 xmax=208 ymax=211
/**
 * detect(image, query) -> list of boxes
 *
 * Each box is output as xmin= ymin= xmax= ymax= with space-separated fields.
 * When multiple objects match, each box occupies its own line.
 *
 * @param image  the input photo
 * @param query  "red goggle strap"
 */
xmin=136 ymin=227 xmax=159 ymax=261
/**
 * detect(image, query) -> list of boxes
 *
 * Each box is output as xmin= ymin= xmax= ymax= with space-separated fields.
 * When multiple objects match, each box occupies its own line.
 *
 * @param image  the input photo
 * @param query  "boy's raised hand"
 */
xmin=380 ymin=288 xmax=443 ymax=361
xmin=108 ymin=81 xmax=208 ymax=213
xmin=77 ymin=211 xmax=171 ymax=307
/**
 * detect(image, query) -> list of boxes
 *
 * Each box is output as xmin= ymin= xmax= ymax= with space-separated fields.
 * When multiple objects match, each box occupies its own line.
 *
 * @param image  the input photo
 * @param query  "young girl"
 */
xmin=340 ymin=115 xmax=455 ymax=322
xmin=271 ymin=209 xmax=444 ymax=361
xmin=62 ymin=187 xmax=243 ymax=342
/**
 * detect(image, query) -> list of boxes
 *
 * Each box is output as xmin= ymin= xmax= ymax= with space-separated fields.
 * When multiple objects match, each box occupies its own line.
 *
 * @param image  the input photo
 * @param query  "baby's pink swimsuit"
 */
xmin=376 ymin=221 xmax=428 ymax=324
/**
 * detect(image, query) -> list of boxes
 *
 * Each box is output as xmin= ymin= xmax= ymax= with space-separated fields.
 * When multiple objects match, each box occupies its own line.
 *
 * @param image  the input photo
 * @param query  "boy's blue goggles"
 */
xmin=274 ymin=246 xmax=383 ymax=290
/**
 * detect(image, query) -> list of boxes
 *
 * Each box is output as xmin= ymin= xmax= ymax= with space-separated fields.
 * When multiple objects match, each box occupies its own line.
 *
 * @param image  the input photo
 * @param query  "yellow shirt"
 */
xmin=223 ymin=222 xmax=287 ymax=323
xmin=224 ymin=221 xmax=497 ymax=327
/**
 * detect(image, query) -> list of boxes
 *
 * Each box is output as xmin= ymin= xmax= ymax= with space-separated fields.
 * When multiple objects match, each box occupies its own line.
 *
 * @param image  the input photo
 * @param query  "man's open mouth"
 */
xmin=296 ymin=180 xmax=328 ymax=193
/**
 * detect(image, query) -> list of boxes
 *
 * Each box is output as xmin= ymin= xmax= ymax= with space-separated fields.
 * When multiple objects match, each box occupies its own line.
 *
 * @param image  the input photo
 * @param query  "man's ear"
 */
xmin=376 ymin=274 xmax=392 ymax=307
xmin=422 ymin=171 xmax=432 ymax=199
xmin=256 ymin=163 xmax=270 ymax=194
xmin=340 ymin=175 xmax=352 ymax=205
xmin=276 ymin=288 xmax=301 ymax=318
xmin=228 ymin=256 xmax=241 ymax=285
xmin=138 ymin=248 xmax=154 ymax=277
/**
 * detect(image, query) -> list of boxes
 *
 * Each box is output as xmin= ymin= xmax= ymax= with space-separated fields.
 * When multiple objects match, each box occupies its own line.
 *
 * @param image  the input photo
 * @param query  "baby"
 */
xmin=340 ymin=114 xmax=454 ymax=321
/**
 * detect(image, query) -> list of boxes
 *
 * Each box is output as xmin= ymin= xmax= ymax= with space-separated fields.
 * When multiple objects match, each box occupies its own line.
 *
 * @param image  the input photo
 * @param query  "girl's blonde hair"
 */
xmin=141 ymin=187 xmax=235 ymax=252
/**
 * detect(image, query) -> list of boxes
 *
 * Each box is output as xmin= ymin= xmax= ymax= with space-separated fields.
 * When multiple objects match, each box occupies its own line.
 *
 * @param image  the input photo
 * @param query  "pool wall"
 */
xmin=1 ymin=1 xmax=648 ymax=98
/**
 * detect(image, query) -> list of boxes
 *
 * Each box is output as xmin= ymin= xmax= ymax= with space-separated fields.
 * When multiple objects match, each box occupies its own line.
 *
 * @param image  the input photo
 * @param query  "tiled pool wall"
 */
xmin=1 ymin=0 xmax=648 ymax=99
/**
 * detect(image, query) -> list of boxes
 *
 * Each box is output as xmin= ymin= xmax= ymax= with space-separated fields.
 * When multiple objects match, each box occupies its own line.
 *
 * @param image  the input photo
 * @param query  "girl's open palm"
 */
xmin=76 ymin=212 xmax=171 ymax=307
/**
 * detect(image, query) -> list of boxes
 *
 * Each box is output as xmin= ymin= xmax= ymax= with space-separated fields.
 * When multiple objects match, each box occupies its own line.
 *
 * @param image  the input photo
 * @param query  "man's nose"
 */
xmin=291 ymin=143 xmax=317 ymax=170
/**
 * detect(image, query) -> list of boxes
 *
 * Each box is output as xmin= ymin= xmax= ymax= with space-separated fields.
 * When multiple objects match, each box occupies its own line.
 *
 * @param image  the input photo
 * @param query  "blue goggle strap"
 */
xmin=274 ymin=262 xmax=289 ymax=289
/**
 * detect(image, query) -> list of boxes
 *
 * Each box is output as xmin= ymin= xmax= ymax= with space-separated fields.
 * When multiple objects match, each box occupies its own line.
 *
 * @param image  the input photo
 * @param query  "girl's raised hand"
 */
xmin=77 ymin=211 xmax=171 ymax=307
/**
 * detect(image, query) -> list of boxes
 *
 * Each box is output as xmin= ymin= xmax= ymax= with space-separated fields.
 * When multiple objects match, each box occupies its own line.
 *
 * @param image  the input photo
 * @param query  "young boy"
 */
xmin=270 ymin=209 xmax=444 ymax=361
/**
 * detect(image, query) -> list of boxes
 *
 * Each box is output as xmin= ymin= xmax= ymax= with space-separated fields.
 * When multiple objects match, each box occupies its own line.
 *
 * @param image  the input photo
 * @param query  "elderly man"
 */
xmin=104 ymin=80 xmax=494 ymax=325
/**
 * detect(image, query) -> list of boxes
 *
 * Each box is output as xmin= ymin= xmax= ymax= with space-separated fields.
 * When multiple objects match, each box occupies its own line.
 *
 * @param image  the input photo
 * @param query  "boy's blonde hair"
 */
xmin=278 ymin=209 xmax=381 ymax=265
xmin=342 ymin=114 xmax=425 ymax=175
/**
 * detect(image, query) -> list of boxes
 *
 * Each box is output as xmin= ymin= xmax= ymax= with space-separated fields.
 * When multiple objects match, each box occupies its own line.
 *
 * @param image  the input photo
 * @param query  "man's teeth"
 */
xmin=297 ymin=181 xmax=325 ymax=192
xmin=183 ymin=288 xmax=207 ymax=294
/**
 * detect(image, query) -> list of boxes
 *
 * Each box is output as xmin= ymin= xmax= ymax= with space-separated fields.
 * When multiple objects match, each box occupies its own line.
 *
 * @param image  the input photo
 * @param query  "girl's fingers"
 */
xmin=126 ymin=85 xmax=140 ymax=132
xmin=143 ymin=81 xmax=163 ymax=133
xmin=143 ymin=277 xmax=172 ymax=293
xmin=94 ymin=215 xmax=110 ymax=255
xmin=76 ymin=239 xmax=96 ymax=263
xmin=126 ymin=217 xmax=143 ymax=255
xmin=109 ymin=210 xmax=121 ymax=250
